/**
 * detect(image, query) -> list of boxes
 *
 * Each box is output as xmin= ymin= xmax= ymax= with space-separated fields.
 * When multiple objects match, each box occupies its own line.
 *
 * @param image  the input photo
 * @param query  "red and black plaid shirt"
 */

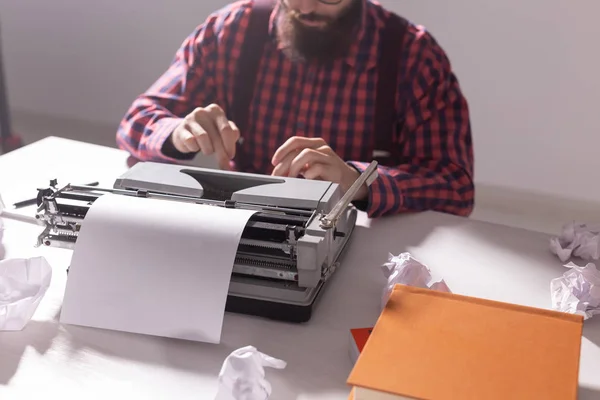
xmin=116 ymin=0 xmax=474 ymax=218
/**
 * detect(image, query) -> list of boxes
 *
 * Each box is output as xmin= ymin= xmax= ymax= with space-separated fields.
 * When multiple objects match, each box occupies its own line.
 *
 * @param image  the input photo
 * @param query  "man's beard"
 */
xmin=276 ymin=0 xmax=363 ymax=64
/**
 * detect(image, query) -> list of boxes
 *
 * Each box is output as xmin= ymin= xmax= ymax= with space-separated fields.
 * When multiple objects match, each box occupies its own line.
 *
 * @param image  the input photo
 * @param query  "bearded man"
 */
xmin=116 ymin=0 xmax=475 ymax=218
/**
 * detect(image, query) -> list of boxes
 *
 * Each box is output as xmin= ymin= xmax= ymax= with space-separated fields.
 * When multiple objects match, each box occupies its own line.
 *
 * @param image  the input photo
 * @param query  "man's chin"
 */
xmin=277 ymin=0 xmax=362 ymax=63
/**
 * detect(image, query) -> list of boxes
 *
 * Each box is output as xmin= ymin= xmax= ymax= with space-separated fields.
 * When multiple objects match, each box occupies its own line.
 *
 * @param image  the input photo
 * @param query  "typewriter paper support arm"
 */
xmin=319 ymin=161 xmax=378 ymax=230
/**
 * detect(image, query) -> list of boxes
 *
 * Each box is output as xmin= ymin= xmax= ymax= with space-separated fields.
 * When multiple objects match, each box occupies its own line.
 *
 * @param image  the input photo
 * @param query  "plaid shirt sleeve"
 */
xmin=115 ymin=19 xmax=219 ymax=163
xmin=349 ymin=29 xmax=475 ymax=218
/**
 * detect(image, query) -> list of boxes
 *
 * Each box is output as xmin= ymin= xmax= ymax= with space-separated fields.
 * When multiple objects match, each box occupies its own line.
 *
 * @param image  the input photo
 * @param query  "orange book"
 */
xmin=347 ymin=284 xmax=583 ymax=400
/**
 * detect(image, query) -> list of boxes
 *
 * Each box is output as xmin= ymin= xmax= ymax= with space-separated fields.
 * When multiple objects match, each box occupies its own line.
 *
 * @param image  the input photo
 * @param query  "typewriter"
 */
xmin=33 ymin=161 xmax=378 ymax=322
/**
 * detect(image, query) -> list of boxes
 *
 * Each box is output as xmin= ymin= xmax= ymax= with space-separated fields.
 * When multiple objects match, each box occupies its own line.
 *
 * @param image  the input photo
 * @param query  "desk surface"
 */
xmin=1 ymin=137 xmax=599 ymax=400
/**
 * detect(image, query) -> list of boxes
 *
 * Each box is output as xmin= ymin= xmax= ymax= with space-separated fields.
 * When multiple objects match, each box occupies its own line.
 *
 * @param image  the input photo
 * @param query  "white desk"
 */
xmin=1 ymin=137 xmax=599 ymax=400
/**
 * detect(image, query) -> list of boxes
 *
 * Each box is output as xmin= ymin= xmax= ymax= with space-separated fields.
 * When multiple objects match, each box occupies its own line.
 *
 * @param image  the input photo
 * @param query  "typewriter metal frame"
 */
xmin=33 ymin=161 xmax=378 ymax=322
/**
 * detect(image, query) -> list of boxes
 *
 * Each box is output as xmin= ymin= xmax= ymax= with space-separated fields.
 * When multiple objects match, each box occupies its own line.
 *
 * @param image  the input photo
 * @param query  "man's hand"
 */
xmin=170 ymin=104 xmax=240 ymax=170
xmin=271 ymin=137 xmax=368 ymax=201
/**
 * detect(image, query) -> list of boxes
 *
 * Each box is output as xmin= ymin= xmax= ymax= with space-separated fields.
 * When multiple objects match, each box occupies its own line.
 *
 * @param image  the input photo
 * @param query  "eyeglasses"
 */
xmin=283 ymin=0 xmax=346 ymax=6
xmin=282 ymin=0 xmax=345 ymax=7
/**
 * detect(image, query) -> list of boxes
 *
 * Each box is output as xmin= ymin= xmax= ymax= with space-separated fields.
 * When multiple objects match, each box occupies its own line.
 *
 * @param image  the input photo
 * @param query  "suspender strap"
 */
xmin=232 ymin=3 xmax=407 ymax=170
xmin=372 ymin=13 xmax=408 ymax=167
xmin=231 ymin=0 xmax=274 ymax=172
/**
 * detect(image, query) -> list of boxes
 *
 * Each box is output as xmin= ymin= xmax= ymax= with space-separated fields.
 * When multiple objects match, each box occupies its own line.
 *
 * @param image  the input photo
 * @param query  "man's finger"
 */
xmin=302 ymin=163 xmax=329 ymax=181
xmin=288 ymin=148 xmax=331 ymax=178
xmin=219 ymin=120 xmax=240 ymax=160
xmin=178 ymin=129 xmax=201 ymax=153
xmin=194 ymin=108 xmax=231 ymax=170
xmin=186 ymin=120 xmax=214 ymax=155
xmin=272 ymin=148 xmax=302 ymax=177
xmin=207 ymin=104 xmax=238 ymax=159
xmin=271 ymin=136 xmax=326 ymax=166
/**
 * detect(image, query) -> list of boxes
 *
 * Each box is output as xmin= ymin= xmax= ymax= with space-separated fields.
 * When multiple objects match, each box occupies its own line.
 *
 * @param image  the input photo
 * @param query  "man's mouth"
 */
xmin=298 ymin=18 xmax=326 ymax=27
xmin=294 ymin=13 xmax=331 ymax=28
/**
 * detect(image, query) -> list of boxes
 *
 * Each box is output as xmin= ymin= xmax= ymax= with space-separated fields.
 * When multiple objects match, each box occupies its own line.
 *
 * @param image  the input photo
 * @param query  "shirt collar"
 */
xmin=268 ymin=0 xmax=379 ymax=71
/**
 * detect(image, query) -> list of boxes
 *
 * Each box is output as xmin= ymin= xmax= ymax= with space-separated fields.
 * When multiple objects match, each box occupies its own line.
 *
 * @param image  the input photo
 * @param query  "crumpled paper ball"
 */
xmin=0 ymin=256 xmax=53 ymax=331
xmin=0 ymin=214 xmax=4 ymax=244
xmin=0 ymin=193 xmax=5 ymax=244
xmin=381 ymin=252 xmax=450 ymax=310
xmin=549 ymin=222 xmax=600 ymax=262
xmin=551 ymin=262 xmax=600 ymax=320
xmin=215 ymin=345 xmax=287 ymax=400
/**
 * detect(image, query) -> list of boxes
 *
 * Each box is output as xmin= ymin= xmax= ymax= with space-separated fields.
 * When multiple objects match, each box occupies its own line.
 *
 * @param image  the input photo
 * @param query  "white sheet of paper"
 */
xmin=59 ymin=193 xmax=256 ymax=343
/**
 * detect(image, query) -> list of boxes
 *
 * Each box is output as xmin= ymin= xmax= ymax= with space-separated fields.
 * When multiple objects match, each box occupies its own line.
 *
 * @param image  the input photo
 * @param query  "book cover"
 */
xmin=349 ymin=327 xmax=373 ymax=364
xmin=347 ymin=284 xmax=583 ymax=400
